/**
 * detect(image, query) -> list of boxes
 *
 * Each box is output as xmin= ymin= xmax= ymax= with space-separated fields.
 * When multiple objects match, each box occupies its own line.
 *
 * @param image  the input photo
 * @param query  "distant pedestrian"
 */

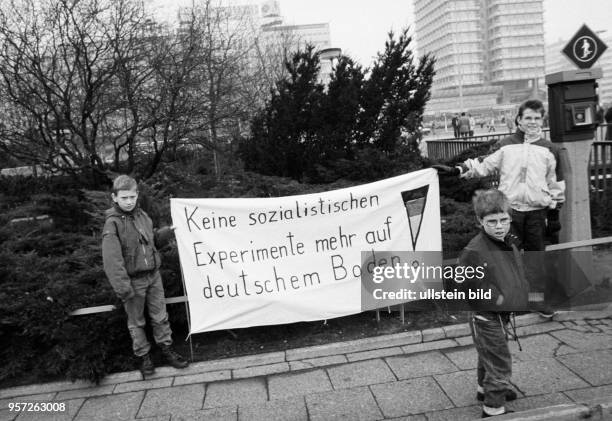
xmin=488 ymin=117 xmax=496 ymax=132
xmin=459 ymin=112 xmax=471 ymax=138
xmin=506 ymin=115 xmax=514 ymax=133
xmin=469 ymin=114 xmax=476 ymax=136
xmin=452 ymin=113 xmax=460 ymax=138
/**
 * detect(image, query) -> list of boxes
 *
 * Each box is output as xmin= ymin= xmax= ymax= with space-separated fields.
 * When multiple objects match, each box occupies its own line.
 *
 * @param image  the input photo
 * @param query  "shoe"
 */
xmin=160 ymin=345 xmax=189 ymax=369
xmin=477 ymin=389 xmax=517 ymax=402
xmin=139 ymin=353 xmax=155 ymax=376
xmin=482 ymin=409 xmax=514 ymax=418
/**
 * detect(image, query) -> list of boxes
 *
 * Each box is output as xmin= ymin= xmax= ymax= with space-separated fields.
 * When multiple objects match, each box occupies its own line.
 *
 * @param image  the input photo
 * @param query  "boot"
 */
xmin=160 ymin=345 xmax=189 ymax=369
xmin=139 ymin=353 xmax=155 ymax=376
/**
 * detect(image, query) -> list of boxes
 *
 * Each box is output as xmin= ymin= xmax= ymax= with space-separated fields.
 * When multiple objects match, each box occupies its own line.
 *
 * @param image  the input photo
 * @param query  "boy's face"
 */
xmin=518 ymin=108 xmax=543 ymax=136
xmin=112 ymin=188 xmax=138 ymax=212
xmin=478 ymin=212 xmax=511 ymax=241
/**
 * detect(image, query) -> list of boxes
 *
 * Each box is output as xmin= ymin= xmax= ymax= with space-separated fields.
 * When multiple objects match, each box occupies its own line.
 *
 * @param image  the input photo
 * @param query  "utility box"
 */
xmin=545 ymin=68 xmax=602 ymax=142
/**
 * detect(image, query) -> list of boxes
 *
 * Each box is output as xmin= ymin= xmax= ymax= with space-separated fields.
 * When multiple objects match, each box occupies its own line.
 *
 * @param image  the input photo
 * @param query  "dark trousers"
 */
xmin=469 ymin=313 xmax=512 ymax=409
xmin=510 ymin=209 xmax=547 ymax=294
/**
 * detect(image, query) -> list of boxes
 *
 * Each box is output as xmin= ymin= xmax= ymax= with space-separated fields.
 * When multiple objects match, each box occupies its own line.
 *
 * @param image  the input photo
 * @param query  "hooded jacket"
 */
xmin=458 ymin=130 xmax=565 ymax=211
xmin=102 ymin=205 xmax=172 ymax=301
xmin=458 ymin=231 xmax=530 ymax=313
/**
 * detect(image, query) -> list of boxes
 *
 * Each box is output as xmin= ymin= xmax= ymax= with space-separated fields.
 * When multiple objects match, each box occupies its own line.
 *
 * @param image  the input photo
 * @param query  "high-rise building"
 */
xmin=414 ymin=0 xmax=545 ymax=116
xmin=545 ymin=31 xmax=612 ymax=106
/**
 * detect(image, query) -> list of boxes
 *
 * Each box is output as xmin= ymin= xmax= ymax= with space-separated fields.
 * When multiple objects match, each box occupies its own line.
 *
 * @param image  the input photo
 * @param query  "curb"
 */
xmin=0 ymin=309 xmax=610 ymax=399
xmin=497 ymin=395 xmax=612 ymax=420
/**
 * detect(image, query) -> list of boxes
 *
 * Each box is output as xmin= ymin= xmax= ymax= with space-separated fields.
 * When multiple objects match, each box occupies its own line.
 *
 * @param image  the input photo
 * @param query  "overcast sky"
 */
xmin=152 ymin=0 xmax=612 ymax=67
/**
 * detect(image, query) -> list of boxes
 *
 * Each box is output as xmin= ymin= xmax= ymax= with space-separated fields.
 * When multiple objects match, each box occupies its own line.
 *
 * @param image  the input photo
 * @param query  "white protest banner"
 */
xmin=170 ymin=168 xmax=441 ymax=334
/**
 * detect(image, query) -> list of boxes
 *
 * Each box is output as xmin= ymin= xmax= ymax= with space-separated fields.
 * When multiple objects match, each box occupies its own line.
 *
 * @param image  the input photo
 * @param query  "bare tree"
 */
xmin=0 ymin=0 xmax=139 ymax=184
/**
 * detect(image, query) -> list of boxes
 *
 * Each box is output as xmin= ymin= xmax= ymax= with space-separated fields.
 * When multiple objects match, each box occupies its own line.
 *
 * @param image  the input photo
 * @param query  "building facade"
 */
xmin=414 ymin=0 xmax=545 ymax=116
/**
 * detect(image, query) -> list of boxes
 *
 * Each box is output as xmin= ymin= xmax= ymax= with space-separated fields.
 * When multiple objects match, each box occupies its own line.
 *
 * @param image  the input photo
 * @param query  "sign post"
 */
xmin=546 ymin=24 xmax=607 ymax=244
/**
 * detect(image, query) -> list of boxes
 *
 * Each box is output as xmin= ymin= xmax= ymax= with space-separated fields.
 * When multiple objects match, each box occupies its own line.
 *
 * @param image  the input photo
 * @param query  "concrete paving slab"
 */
xmin=14 ymin=398 xmax=84 ymax=421
xmin=137 ymin=384 xmax=205 ymax=418
xmin=385 ymin=351 xmax=459 ymax=380
xmin=507 ymin=333 xmax=562 ymax=362
xmin=133 ymin=416 xmax=170 ymax=421
xmin=455 ymin=336 xmax=473 ymax=346
xmin=442 ymin=323 xmax=470 ymax=338
xmin=550 ymin=329 xmax=612 ymax=351
xmin=305 ymin=386 xmax=382 ymax=421
xmin=204 ymin=378 xmax=266 ymax=409
xmin=187 ymin=352 xmax=285 ymax=373
xmin=238 ymin=396 xmax=307 ymax=421
xmin=0 ymin=410 xmax=16 ymax=421
xmin=73 ymin=391 xmax=144 ymax=421
xmin=288 ymin=355 xmax=348 ymax=371
xmin=557 ymin=349 xmax=612 ymax=386
xmin=515 ymin=321 xmax=565 ymax=337
xmin=424 ymin=404 xmax=482 ymax=421
xmin=326 ymin=359 xmax=396 ymax=389
xmin=0 ymin=381 xmax=90 ymax=400
xmin=400 ymin=339 xmax=458 ymax=355
xmin=55 ymin=385 xmax=114 ymax=400
xmin=267 ymin=370 xmax=332 ymax=400
xmin=285 ymin=331 xmax=421 ymax=361
xmin=382 ymin=415 xmax=427 ymax=421
xmin=512 ymin=359 xmax=589 ymax=396
xmin=370 ymin=377 xmax=454 ymax=418
xmin=233 ymin=362 xmax=289 ymax=379
xmin=172 ymin=405 xmax=238 ymax=421
xmin=0 ymin=394 xmax=56 ymax=409
xmin=441 ymin=347 xmax=476 ymax=370
xmin=505 ymin=392 xmax=572 ymax=412
xmin=563 ymin=384 xmax=612 ymax=402
xmin=433 ymin=370 xmax=478 ymax=407
xmin=98 ymin=371 xmax=142 ymax=386
xmin=346 ymin=346 xmax=403 ymax=362
xmin=113 ymin=377 xmax=172 ymax=394
xmin=422 ymin=328 xmax=445 ymax=342
xmin=172 ymin=370 xmax=231 ymax=386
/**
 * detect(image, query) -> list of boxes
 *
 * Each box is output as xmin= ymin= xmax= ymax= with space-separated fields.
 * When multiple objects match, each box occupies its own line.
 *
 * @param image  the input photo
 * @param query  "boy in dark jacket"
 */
xmin=102 ymin=175 xmax=188 ymax=376
xmin=459 ymin=189 xmax=530 ymax=418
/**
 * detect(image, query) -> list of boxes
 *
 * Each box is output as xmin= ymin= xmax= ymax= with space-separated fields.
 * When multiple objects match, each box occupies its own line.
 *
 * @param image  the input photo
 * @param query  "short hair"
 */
xmin=472 ymin=189 xmax=510 ymax=219
xmin=461 ymin=112 xmax=466 ymax=116
xmin=112 ymin=175 xmax=138 ymax=194
xmin=518 ymin=99 xmax=545 ymax=117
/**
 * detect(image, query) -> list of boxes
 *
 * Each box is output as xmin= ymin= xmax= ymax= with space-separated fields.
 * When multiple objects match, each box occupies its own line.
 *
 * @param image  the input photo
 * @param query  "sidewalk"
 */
xmin=1 ymin=308 xmax=611 ymax=421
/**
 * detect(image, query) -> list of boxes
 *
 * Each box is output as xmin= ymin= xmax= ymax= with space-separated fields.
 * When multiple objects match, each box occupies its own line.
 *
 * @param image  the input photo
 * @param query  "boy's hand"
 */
xmin=432 ymin=165 xmax=460 ymax=176
xmin=120 ymin=287 xmax=135 ymax=302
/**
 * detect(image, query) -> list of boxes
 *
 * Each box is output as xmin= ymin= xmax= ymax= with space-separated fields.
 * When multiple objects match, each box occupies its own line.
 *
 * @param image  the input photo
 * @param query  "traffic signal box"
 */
xmin=545 ymin=68 xmax=602 ymax=142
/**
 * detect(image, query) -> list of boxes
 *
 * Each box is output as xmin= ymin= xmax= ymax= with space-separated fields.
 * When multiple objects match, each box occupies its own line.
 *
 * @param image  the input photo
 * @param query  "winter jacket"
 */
xmin=458 ymin=231 xmax=529 ymax=313
xmin=102 ymin=205 xmax=173 ymax=301
xmin=458 ymin=116 xmax=471 ymax=133
xmin=458 ymin=130 xmax=565 ymax=211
